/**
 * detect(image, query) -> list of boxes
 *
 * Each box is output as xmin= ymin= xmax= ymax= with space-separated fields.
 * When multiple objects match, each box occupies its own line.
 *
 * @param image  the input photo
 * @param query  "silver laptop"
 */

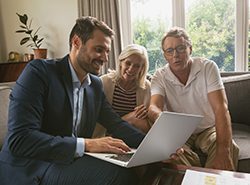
xmin=86 ymin=111 xmax=203 ymax=168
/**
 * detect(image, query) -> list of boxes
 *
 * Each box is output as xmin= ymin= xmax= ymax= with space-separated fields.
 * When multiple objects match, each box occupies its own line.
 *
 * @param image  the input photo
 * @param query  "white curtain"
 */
xmin=78 ymin=0 xmax=125 ymax=74
xmin=119 ymin=0 xmax=133 ymax=49
xmin=172 ymin=0 xmax=185 ymax=28
xmin=235 ymin=0 xmax=249 ymax=71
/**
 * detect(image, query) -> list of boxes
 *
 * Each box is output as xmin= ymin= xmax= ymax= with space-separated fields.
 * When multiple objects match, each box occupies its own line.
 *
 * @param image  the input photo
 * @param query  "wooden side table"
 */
xmin=0 ymin=61 xmax=28 ymax=82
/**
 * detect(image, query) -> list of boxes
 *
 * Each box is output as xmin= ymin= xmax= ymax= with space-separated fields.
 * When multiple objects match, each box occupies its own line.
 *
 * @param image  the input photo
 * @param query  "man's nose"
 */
xmin=101 ymin=52 xmax=109 ymax=63
xmin=173 ymin=49 xmax=179 ymax=57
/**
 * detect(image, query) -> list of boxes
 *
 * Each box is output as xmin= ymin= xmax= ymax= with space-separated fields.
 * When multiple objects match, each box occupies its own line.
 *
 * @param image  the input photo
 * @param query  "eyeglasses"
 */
xmin=163 ymin=45 xmax=187 ymax=56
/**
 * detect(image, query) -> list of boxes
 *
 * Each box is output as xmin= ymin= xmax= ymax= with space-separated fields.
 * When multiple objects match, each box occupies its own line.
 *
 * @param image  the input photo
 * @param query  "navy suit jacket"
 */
xmin=0 ymin=55 xmax=145 ymax=185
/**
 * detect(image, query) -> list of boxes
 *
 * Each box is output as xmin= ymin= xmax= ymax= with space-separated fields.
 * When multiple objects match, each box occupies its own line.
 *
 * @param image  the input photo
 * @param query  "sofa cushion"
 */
xmin=232 ymin=123 xmax=250 ymax=172
xmin=0 ymin=87 xmax=11 ymax=147
xmin=232 ymin=123 xmax=250 ymax=160
xmin=222 ymin=74 xmax=250 ymax=172
xmin=237 ymin=159 xmax=250 ymax=173
xmin=222 ymin=74 xmax=250 ymax=125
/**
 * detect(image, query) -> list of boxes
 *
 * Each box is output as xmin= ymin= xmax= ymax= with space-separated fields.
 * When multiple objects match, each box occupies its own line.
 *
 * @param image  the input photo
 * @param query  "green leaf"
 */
xmin=33 ymin=35 xmax=38 ymax=41
xmin=20 ymin=37 xmax=30 ymax=45
xmin=37 ymin=38 xmax=44 ymax=44
xmin=16 ymin=30 xmax=27 ymax=33
xmin=16 ymin=13 xmax=28 ymax=25
xmin=20 ymin=25 xmax=26 ymax=29
xmin=25 ymin=30 xmax=32 ymax=34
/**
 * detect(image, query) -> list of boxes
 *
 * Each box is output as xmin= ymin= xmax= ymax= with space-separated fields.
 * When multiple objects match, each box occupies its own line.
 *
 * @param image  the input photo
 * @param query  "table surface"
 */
xmin=143 ymin=163 xmax=250 ymax=185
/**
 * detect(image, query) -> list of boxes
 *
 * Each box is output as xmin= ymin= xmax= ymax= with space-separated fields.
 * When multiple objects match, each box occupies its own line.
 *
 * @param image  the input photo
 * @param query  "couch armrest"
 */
xmin=222 ymin=74 xmax=250 ymax=125
xmin=0 ymin=82 xmax=15 ymax=148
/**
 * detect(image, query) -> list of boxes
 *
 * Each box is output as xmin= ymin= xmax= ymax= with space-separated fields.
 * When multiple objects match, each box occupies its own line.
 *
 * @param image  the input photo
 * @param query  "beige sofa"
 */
xmin=0 ymin=82 xmax=15 ymax=147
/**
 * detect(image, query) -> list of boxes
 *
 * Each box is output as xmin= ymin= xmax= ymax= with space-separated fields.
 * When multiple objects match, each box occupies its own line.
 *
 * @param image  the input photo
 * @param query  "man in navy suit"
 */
xmin=0 ymin=16 xmax=145 ymax=185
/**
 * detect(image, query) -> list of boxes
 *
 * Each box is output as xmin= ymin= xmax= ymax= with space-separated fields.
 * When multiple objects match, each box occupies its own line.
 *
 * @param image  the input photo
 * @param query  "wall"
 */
xmin=0 ymin=0 xmax=78 ymax=62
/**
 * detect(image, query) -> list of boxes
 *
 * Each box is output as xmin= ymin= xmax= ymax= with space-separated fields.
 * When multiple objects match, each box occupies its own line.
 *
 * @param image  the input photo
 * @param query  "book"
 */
xmin=181 ymin=169 xmax=250 ymax=185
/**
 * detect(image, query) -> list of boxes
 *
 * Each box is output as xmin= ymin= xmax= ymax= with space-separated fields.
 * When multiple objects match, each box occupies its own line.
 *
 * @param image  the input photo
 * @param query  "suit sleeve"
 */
xmin=6 ymin=60 xmax=76 ymax=164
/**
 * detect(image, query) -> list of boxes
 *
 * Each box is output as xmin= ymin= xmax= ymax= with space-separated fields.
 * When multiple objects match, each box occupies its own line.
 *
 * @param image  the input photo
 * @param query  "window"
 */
xmin=185 ymin=0 xmax=235 ymax=71
xmin=131 ymin=0 xmax=172 ymax=74
xmin=131 ymin=0 xmax=249 ymax=73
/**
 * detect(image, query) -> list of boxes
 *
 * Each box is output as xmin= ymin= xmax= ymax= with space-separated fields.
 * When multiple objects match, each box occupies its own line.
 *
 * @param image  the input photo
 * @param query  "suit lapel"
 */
xmin=58 ymin=56 xmax=74 ymax=113
xmin=58 ymin=59 xmax=96 ymax=137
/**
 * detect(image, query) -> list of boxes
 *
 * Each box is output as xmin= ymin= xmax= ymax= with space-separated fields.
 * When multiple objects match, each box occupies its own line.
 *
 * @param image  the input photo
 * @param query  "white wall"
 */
xmin=0 ymin=0 xmax=78 ymax=62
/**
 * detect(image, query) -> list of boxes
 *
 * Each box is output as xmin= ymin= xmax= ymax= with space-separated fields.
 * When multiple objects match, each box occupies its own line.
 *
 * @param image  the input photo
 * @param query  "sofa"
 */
xmin=0 ymin=82 xmax=15 ymax=148
xmin=221 ymin=72 xmax=250 ymax=173
xmin=0 ymin=72 xmax=250 ymax=173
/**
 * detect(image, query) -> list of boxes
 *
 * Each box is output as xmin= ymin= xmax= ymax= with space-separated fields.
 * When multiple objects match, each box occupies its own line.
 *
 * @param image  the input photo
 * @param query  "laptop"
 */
xmin=86 ymin=111 xmax=203 ymax=168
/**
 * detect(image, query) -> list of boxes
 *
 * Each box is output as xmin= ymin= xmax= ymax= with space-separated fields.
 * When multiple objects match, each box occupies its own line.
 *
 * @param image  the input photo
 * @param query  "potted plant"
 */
xmin=16 ymin=13 xmax=47 ymax=59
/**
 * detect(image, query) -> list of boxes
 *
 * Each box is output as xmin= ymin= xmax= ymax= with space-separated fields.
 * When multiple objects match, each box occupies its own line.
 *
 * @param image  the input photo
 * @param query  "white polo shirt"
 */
xmin=151 ymin=57 xmax=224 ymax=133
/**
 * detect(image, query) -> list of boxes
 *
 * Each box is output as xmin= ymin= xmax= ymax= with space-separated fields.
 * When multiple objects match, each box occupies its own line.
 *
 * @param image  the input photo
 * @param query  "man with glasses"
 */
xmin=148 ymin=27 xmax=239 ymax=171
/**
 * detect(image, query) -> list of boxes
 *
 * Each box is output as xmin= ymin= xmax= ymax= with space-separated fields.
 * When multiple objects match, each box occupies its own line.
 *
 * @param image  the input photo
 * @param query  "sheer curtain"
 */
xmin=235 ymin=0 xmax=249 ymax=71
xmin=78 ymin=0 xmax=131 ymax=74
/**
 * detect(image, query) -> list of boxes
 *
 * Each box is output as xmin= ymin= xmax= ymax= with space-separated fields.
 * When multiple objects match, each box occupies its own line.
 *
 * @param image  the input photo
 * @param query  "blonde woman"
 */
xmin=93 ymin=44 xmax=151 ymax=137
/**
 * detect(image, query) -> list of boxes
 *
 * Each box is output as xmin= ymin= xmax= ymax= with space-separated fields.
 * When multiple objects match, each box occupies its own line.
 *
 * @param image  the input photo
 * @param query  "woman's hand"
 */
xmin=122 ymin=105 xmax=150 ymax=133
xmin=134 ymin=104 xmax=148 ymax=119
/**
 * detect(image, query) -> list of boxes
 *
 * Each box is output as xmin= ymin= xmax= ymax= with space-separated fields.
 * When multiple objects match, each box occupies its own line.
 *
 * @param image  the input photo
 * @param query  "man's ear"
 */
xmin=189 ymin=46 xmax=192 ymax=55
xmin=72 ymin=35 xmax=81 ymax=49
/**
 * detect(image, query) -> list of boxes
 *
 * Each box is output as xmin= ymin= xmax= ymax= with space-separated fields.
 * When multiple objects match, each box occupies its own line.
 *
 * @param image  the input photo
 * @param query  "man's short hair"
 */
xmin=161 ymin=27 xmax=192 ymax=50
xmin=69 ymin=16 xmax=115 ymax=50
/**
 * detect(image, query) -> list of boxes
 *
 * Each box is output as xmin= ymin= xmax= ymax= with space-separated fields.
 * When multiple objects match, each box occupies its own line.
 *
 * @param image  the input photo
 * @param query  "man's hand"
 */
xmin=210 ymin=151 xmax=235 ymax=171
xmin=162 ymin=148 xmax=184 ymax=163
xmin=208 ymin=90 xmax=235 ymax=171
xmin=85 ymin=137 xmax=131 ymax=154
xmin=148 ymin=94 xmax=164 ymax=123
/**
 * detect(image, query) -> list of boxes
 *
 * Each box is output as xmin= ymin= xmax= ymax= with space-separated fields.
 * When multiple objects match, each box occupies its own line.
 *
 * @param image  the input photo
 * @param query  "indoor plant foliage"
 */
xmin=16 ymin=13 xmax=44 ymax=49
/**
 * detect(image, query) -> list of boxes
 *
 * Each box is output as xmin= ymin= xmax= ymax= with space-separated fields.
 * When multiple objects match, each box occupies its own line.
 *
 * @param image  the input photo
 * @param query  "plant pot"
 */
xmin=33 ymin=48 xmax=47 ymax=59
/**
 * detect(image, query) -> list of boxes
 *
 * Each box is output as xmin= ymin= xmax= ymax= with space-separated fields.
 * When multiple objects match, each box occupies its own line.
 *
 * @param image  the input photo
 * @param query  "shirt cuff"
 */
xmin=75 ymin=138 xmax=85 ymax=157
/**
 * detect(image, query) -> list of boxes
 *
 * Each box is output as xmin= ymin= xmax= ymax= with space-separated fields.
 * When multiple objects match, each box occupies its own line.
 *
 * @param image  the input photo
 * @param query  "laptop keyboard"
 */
xmin=110 ymin=153 xmax=134 ymax=162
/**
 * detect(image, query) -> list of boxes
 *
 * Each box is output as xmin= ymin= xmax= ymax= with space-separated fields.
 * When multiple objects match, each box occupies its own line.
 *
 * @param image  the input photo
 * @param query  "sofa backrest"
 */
xmin=0 ymin=82 xmax=15 ymax=148
xmin=222 ymin=74 xmax=250 ymax=125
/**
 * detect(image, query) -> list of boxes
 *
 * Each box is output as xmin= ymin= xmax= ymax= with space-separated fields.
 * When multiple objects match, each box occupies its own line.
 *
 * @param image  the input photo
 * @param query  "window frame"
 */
xmin=173 ymin=0 xmax=249 ymax=71
xmin=127 ymin=0 xmax=249 ymax=72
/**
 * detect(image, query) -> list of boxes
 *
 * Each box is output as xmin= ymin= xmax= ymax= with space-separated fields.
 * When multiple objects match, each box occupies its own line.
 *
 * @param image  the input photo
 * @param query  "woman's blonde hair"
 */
xmin=112 ymin=44 xmax=149 ymax=89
